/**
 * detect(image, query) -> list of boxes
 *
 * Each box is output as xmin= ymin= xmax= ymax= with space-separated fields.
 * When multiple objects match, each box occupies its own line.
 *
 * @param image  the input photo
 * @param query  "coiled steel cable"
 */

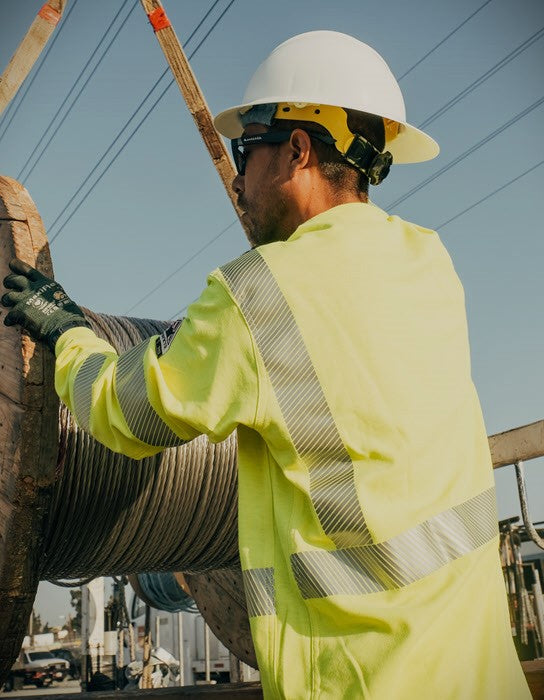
xmin=135 ymin=572 xmax=199 ymax=614
xmin=41 ymin=310 xmax=239 ymax=581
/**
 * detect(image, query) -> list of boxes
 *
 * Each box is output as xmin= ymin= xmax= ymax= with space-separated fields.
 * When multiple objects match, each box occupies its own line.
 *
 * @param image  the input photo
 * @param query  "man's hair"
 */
xmin=268 ymin=109 xmax=386 ymax=195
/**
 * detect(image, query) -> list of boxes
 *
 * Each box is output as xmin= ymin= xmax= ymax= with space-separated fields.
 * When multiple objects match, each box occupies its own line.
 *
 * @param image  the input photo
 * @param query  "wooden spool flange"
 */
xmin=0 ymin=176 xmax=59 ymax=678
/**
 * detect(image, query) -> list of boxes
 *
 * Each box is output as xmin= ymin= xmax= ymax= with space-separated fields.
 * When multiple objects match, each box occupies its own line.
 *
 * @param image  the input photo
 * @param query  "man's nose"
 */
xmin=232 ymin=174 xmax=244 ymax=195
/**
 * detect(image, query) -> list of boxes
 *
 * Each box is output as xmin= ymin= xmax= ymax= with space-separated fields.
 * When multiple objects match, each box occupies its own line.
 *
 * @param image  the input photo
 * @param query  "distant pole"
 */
xmin=155 ymin=615 xmax=160 ymax=647
xmin=28 ymin=609 xmax=34 ymax=647
xmin=142 ymin=604 xmax=152 ymax=689
xmin=204 ymin=623 xmax=211 ymax=683
xmin=117 ymin=625 xmax=124 ymax=689
xmin=0 ymin=1 xmax=67 ymax=115
xmin=177 ymin=612 xmax=184 ymax=686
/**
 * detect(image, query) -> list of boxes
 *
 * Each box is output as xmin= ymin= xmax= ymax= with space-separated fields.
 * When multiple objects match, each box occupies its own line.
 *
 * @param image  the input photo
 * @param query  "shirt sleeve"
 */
xmin=54 ymin=272 xmax=259 ymax=459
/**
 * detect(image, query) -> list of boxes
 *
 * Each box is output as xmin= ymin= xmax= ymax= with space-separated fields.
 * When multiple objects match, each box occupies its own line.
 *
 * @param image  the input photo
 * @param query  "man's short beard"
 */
xmin=248 ymin=195 xmax=290 ymax=248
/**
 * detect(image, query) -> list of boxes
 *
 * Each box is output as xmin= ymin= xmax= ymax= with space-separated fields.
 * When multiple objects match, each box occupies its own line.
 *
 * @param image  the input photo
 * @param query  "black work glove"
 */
xmin=1 ymin=258 xmax=90 ymax=351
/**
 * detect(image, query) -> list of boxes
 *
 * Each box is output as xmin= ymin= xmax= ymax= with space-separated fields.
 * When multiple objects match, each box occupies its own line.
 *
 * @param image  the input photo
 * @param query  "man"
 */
xmin=2 ymin=31 xmax=529 ymax=699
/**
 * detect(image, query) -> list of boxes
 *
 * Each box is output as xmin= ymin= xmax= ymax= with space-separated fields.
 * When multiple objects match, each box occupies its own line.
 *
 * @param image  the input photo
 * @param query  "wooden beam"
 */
xmin=0 ymin=1 xmax=67 ymax=115
xmin=490 ymin=420 xmax=544 ymax=469
xmin=138 ymin=0 xmax=248 ymax=234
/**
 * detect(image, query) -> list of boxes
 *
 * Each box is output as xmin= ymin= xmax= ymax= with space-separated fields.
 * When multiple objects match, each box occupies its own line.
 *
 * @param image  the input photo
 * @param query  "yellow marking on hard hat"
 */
xmin=384 ymin=118 xmax=400 ymax=142
xmin=274 ymin=103 xmax=356 ymax=155
xmin=275 ymin=103 xmax=400 ymax=151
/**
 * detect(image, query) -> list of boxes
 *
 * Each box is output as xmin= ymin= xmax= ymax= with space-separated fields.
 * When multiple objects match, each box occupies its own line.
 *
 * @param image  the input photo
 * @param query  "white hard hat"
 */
xmin=214 ymin=30 xmax=439 ymax=164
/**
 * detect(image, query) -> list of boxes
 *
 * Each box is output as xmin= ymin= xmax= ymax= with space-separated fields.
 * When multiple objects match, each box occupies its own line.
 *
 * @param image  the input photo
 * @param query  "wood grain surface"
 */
xmin=0 ymin=176 xmax=59 ymax=681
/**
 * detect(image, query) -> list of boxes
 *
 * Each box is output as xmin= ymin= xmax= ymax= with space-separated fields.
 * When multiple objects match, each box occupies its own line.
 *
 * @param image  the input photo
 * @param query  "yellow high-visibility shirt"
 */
xmin=56 ymin=202 xmax=529 ymax=699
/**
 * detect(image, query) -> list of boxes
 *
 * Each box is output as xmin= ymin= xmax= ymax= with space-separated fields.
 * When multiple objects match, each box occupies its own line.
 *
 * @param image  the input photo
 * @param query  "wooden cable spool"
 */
xmin=0 ymin=176 xmax=256 ymax=679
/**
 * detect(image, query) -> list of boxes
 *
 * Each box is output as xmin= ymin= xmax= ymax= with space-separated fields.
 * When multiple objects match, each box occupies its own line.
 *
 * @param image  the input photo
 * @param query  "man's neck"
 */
xmin=284 ymin=189 xmax=367 ymax=239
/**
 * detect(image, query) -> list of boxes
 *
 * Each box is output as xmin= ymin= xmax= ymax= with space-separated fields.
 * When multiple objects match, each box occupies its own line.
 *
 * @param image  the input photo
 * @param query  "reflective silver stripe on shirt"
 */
xmin=221 ymin=249 xmax=371 ymax=548
xmin=291 ymin=487 xmax=498 ymax=599
xmin=243 ymin=567 xmax=275 ymax=617
xmin=73 ymin=353 xmax=109 ymax=431
xmin=115 ymin=340 xmax=185 ymax=447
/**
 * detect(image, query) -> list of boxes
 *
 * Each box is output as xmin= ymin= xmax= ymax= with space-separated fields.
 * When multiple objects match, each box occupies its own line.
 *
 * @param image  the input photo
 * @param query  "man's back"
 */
xmin=219 ymin=201 xmax=529 ymax=698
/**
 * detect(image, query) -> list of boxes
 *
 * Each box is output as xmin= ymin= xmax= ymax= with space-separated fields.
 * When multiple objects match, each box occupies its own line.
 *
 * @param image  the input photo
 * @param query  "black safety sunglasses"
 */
xmin=231 ymin=130 xmax=335 ymax=176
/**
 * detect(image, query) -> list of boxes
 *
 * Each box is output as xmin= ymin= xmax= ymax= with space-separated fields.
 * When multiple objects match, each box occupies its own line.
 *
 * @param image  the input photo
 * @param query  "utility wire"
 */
xmin=125 ymin=24 xmax=543 ymax=316
xmin=169 ymin=298 xmax=197 ymax=321
xmin=0 ymin=0 xmax=79 ymax=144
xmin=46 ymin=0 xmax=225 ymax=236
xmin=398 ymin=0 xmax=493 ymax=81
xmin=50 ymin=0 xmax=507 ymax=312
xmin=50 ymin=4 xmax=540 ymax=315
xmin=124 ymin=220 xmax=238 ymax=314
xmin=168 ymin=159 xmax=544 ymax=320
xmin=386 ymin=95 xmax=544 ymax=211
xmin=48 ymin=0 xmax=233 ymax=244
xmin=435 ymin=158 xmax=544 ymax=230
xmin=18 ymin=0 xmax=138 ymax=183
xmin=419 ymin=26 xmax=544 ymax=129
xmin=47 ymin=71 xmax=170 ymax=240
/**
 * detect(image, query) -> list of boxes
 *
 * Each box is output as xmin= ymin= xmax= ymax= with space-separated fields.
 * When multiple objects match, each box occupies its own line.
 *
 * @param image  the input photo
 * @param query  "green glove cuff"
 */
xmin=48 ymin=318 xmax=92 ymax=352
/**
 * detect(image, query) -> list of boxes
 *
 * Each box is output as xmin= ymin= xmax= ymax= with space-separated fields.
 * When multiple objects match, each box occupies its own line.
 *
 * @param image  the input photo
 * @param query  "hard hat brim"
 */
xmin=214 ymin=101 xmax=439 ymax=164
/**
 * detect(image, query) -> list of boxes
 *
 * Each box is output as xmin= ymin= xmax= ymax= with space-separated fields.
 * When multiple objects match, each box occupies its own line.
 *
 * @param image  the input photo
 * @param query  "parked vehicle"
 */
xmin=23 ymin=651 xmax=70 ymax=683
xmin=50 ymin=648 xmax=81 ymax=680
xmin=3 ymin=650 xmax=57 ymax=691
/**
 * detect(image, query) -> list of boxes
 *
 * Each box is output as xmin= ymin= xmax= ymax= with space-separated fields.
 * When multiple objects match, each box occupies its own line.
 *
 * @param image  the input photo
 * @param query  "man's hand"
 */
xmin=1 ymin=258 xmax=90 ymax=351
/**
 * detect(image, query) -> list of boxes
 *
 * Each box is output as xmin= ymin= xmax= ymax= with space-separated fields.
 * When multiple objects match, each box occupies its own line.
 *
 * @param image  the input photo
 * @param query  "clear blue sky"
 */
xmin=1 ymin=0 xmax=543 ymax=626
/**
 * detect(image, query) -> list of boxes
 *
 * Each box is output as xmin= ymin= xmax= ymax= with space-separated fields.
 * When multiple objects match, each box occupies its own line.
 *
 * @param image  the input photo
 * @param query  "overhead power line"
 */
xmin=124 ymin=220 xmax=238 ymax=314
xmin=18 ymin=0 xmax=137 ymax=184
xmin=47 ymin=2 xmax=540 ymax=318
xmin=48 ymin=0 xmax=234 ymax=244
xmin=168 ymin=158 xmax=544 ymax=321
xmin=125 ymin=24 xmax=544 ymax=316
xmin=419 ymin=26 xmax=544 ymax=129
xmin=435 ymin=158 xmax=544 ymax=230
xmin=398 ymin=0 xmax=493 ymax=81
xmin=386 ymin=95 xmax=544 ymax=211
xmin=47 ymin=70 xmax=170 ymax=240
xmin=0 ymin=0 xmax=79 ymax=145
xmin=169 ymin=299 xmax=197 ymax=321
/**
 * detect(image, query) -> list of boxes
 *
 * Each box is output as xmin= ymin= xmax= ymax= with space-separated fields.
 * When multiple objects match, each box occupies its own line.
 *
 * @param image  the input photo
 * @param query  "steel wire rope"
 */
xmin=42 ymin=311 xmax=239 ymax=582
xmin=46 ymin=0 xmax=234 ymax=244
xmin=397 ymin=0 xmax=494 ymax=81
xmin=135 ymin=572 xmax=198 ymax=613
xmin=17 ymin=0 xmax=138 ymax=184
xmin=386 ymin=95 xmax=544 ymax=211
xmin=46 ymin=314 xmax=177 ymax=577
xmin=0 ymin=0 xmax=79 ymax=144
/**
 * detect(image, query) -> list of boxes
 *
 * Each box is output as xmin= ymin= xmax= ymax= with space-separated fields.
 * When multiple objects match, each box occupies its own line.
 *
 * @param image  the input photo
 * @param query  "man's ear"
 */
xmin=288 ymin=129 xmax=313 ymax=172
